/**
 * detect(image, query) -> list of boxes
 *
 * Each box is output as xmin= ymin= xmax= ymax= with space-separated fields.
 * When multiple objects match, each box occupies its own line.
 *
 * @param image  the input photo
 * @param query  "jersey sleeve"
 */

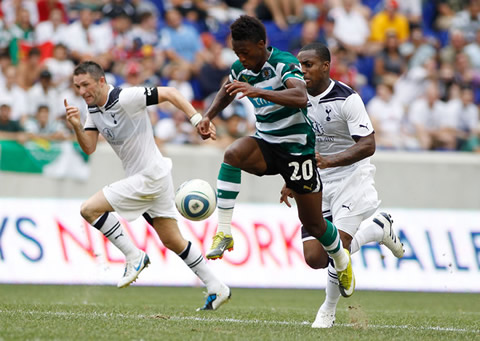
xmin=229 ymin=60 xmax=242 ymax=82
xmin=84 ymin=112 xmax=97 ymax=131
xmin=119 ymin=87 xmax=156 ymax=117
xmin=342 ymin=93 xmax=374 ymax=138
xmin=280 ymin=61 xmax=304 ymax=85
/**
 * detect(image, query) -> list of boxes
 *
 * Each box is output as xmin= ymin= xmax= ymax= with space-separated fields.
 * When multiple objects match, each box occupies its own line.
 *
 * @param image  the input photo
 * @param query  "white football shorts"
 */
xmin=303 ymin=163 xmax=380 ymax=241
xmin=103 ymin=170 xmax=178 ymax=222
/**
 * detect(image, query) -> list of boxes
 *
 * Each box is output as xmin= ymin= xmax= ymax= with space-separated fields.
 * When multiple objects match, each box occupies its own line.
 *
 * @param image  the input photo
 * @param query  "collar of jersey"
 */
xmin=309 ymin=79 xmax=334 ymax=102
xmin=88 ymin=84 xmax=114 ymax=109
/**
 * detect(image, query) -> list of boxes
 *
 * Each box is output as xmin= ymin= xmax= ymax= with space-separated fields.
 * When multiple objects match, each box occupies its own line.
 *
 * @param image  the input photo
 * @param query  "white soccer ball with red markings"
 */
xmin=175 ymin=179 xmax=217 ymax=221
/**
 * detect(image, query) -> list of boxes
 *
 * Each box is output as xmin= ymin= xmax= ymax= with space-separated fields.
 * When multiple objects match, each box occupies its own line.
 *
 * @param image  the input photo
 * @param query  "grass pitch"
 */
xmin=0 ymin=284 xmax=478 ymax=341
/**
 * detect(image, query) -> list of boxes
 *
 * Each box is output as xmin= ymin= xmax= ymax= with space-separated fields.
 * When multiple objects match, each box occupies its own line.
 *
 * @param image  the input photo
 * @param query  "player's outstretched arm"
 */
xmin=225 ymin=78 xmax=307 ymax=108
xmin=64 ymin=99 xmax=98 ymax=155
xmin=156 ymin=86 xmax=216 ymax=140
xmin=316 ymin=133 xmax=375 ymax=169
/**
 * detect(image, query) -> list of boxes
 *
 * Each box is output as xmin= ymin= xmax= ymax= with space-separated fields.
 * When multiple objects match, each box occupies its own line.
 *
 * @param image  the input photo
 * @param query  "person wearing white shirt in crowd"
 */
xmin=445 ymin=85 xmax=479 ymax=148
xmin=44 ymin=43 xmax=75 ymax=91
xmin=328 ymin=0 xmax=370 ymax=54
xmin=34 ymin=7 xmax=67 ymax=45
xmin=408 ymin=81 xmax=457 ymax=150
xmin=27 ymin=69 xmax=61 ymax=121
xmin=64 ymin=61 xmax=230 ymax=311
xmin=0 ymin=65 xmax=28 ymax=122
xmin=63 ymin=7 xmax=110 ymax=61
xmin=367 ymin=83 xmax=410 ymax=150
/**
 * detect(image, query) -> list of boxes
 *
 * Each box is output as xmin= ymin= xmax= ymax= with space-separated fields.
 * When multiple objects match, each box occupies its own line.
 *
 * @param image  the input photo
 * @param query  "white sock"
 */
xmin=179 ymin=241 xmax=222 ymax=293
xmin=217 ymin=208 xmax=233 ymax=235
xmin=93 ymin=212 xmax=139 ymax=259
xmin=350 ymin=220 xmax=384 ymax=254
xmin=320 ymin=261 xmax=340 ymax=313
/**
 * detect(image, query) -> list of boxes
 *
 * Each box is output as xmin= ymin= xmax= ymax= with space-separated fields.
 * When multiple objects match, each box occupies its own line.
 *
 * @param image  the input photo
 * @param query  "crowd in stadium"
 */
xmin=0 ymin=0 xmax=479 ymax=152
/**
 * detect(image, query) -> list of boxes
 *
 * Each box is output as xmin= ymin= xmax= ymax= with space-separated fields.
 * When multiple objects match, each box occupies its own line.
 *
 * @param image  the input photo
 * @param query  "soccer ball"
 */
xmin=175 ymin=179 xmax=217 ymax=221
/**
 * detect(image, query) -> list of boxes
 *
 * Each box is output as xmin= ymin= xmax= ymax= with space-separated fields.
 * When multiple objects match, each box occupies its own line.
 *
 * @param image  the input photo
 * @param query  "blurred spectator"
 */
xmin=464 ymin=28 xmax=480 ymax=69
xmin=130 ymin=0 xmax=160 ymax=23
xmin=433 ymin=0 xmax=468 ymax=31
xmin=105 ymin=10 xmax=134 ymax=64
xmin=445 ymin=85 xmax=479 ymax=148
xmin=63 ymin=7 xmax=109 ymax=62
xmin=24 ymin=104 xmax=70 ymax=140
xmin=102 ymin=0 xmax=136 ymax=20
xmin=27 ymin=69 xmax=61 ymax=120
xmin=440 ymin=29 xmax=467 ymax=63
xmin=36 ymin=0 xmax=67 ymax=23
xmin=16 ymin=47 xmax=43 ymax=90
xmin=166 ymin=63 xmax=194 ymax=102
xmin=119 ymin=61 xmax=145 ymax=88
xmin=461 ymin=123 xmax=480 ymax=151
xmin=450 ymin=0 xmax=480 ymax=43
xmin=329 ymin=0 xmax=370 ymax=54
xmin=394 ymin=57 xmax=437 ymax=106
xmin=374 ymin=30 xmax=407 ymax=86
xmin=159 ymin=8 xmax=206 ymax=74
xmin=0 ymin=18 xmax=12 ymax=54
xmin=0 ymin=103 xmax=26 ymax=142
xmin=288 ymin=19 xmax=324 ymax=56
xmin=154 ymin=108 xmax=200 ymax=145
xmin=407 ymin=81 xmax=458 ymax=150
xmin=130 ymin=12 xmax=160 ymax=47
xmin=35 ymin=7 xmax=67 ymax=45
xmin=253 ymin=0 xmax=303 ymax=30
xmin=44 ymin=43 xmax=75 ymax=91
xmin=370 ymin=0 xmax=410 ymax=45
xmin=397 ymin=0 xmax=422 ymax=25
xmin=195 ymin=39 xmax=230 ymax=99
xmin=400 ymin=24 xmax=438 ymax=69
xmin=2 ymin=0 xmax=39 ymax=27
xmin=367 ymin=82 xmax=409 ymax=149
xmin=0 ymin=64 xmax=28 ymax=122
xmin=8 ymin=7 xmax=36 ymax=65
xmin=330 ymin=46 xmax=365 ymax=90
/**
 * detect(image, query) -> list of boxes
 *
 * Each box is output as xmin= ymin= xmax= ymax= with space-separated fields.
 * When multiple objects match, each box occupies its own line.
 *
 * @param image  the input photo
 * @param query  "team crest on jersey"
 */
xmin=262 ymin=67 xmax=273 ymax=79
xmin=325 ymin=105 xmax=332 ymax=121
xmin=102 ymin=127 xmax=115 ymax=141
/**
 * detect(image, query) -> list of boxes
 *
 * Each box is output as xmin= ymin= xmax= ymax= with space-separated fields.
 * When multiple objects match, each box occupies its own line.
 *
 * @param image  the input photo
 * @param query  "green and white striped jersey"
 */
xmin=229 ymin=46 xmax=315 ymax=155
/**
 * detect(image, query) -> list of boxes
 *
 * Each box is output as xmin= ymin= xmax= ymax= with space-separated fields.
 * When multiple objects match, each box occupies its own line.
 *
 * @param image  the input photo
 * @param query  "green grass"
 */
xmin=0 ymin=285 xmax=479 ymax=341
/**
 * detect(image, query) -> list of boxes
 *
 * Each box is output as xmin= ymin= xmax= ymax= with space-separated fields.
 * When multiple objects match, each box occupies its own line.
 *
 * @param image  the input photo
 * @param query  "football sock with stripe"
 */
xmin=320 ymin=260 xmax=341 ymax=313
xmin=317 ymin=219 xmax=348 ymax=271
xmin=179 ymin=241 xmax=221 ymax=293
xmin=93 ymin=212 xmax=139 ymax=259
xmin=216 ymin=163 xmax=241 ymax=235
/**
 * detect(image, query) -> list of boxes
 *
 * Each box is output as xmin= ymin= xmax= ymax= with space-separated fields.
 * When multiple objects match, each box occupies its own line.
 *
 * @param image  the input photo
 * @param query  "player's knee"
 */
xmin=304 ymin=253 xmax=328 ymax=269
xmin=223 ymin=147 xmax=240 ymax=167
xmin=80 ymin=201 xmax=96 ymax=223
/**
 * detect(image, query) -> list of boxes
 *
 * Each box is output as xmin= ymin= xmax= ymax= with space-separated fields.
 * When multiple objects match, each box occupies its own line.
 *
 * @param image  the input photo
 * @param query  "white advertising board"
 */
xmin=0 ymin=199 xmax=479 ymax=292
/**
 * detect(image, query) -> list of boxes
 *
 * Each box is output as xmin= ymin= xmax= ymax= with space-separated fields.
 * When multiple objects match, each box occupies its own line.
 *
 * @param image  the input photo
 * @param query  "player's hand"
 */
xmin=64 ymin=99 xmax=81 ymax=128
xmin=224 ymin=80 xmax=258 ymax=99
xmin=196 ymin=117 xmax=214 ymax=140
xmin=316 ymin=152 xmax=330 ymax=169
xmin=280 ymin=183 xmax=293 ymax=208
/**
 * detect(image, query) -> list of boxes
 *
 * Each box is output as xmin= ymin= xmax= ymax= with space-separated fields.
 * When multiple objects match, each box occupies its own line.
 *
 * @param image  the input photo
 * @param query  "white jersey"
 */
xmin=84 ymin=85 xmax=168 ymax=178
xmin=307 ymin=79 xmax=374 ymax=182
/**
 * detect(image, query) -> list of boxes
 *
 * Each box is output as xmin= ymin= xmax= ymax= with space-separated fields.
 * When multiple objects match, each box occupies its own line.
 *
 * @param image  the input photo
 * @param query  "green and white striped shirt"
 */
xmin=229 ymin=46 xmax=315 ymax=155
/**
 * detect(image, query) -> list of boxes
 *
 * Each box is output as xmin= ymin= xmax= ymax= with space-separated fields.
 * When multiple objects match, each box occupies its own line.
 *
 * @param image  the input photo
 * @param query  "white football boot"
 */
xmin=312 ymin=309 xmax=336 ymax=328
xmin=197 ymin=283 xmax=231 ymax=311
xmin=117 ymin=250 xmax=150 ymax=288
xmin=373 ymin=212 xmax=405 ymax=258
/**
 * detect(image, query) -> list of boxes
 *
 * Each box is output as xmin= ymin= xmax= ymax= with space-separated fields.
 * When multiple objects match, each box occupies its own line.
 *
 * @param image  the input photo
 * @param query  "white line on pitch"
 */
xmin=0 ymin=310 xmax=478 ymax=334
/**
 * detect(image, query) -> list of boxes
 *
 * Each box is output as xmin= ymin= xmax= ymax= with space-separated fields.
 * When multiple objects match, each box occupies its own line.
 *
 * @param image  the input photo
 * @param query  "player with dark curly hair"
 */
xmin=195 ymin=15 xmax=355 ymax=298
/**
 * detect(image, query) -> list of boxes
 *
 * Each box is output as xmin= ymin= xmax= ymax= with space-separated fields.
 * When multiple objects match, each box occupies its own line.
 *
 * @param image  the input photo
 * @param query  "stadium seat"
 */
xmin=355 ymin=56 xmax=376 ymax=86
